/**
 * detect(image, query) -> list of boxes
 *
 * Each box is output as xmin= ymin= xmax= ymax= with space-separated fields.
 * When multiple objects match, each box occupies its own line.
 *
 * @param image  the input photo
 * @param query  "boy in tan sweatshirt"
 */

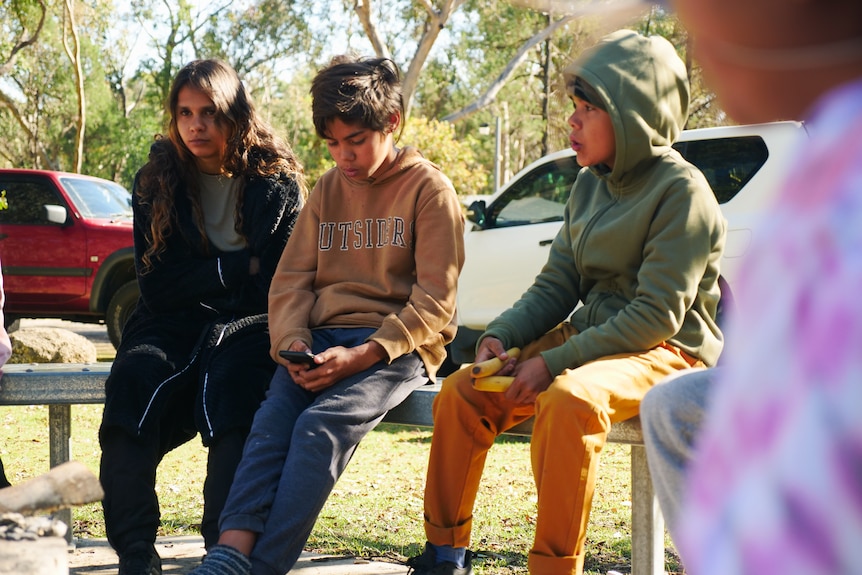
xmin=191 ymin=55 xmax=465 ymax=575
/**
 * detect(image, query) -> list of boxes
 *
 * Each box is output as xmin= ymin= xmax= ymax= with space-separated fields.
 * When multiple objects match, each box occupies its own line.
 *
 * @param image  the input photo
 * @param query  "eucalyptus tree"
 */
xmin=1 ymin=0 xmax=47 ymax=76
xmin=296 ymin=0 xmax=651 ymax=184
xmin=0 ymin=0 xmax=86 ymax=171
xmin=129 ymin=0 xmax=221 ymax=116
xmin=269 ymin=0 xmax=582 ymax=188
xmin=128 ymin=0 xmax=313 ymax=125
xmin=431 ymin=0 xmax=589 ymax=180
xmin=0 ymin=0 xmax=156 ymax=181
xmin=349 ymin=0 xmax=466 ymax=117
xmin=61 ymin=0 xmax=85 ymax=172
xmin=1 ymin=0 xmax=52 ymax=167
xmin=1 ymin=0 xmax=722 ymax=189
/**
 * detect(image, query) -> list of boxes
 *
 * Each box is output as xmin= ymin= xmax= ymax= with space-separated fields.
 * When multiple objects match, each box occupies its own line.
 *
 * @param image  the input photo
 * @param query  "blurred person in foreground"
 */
xmin=639 ymin=1 xmax=862 ymax=573
xmin=0 ymin=262 xmax=13 ymax=488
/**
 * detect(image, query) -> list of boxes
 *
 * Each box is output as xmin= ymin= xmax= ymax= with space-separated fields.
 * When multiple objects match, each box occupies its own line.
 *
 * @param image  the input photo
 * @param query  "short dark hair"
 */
xmin=570 ymin=76 xmax=606 ymax=111
xmin=310 ymin=55 xmax=404 ymax=139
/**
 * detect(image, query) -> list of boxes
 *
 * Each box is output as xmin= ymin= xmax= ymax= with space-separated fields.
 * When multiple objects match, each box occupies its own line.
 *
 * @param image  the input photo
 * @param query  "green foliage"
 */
xmin=638 ymin=9 xmax=727 ymax=129
xmin=84 ymin=108 xmax=160 ymax=187
xmin=262 ymin=65 xmax=489 ymax=197
xmin=1 ymin=2 xmax=75 ymax=169
xmin=199 ymin=0 xmax=317 ymax=82
xmin=0 ymin=0 xmax=140 ymax=175
xmin=410 ymin=2 xmax=601 ymax=181
xmin=400 ymin=116 xmax=490 ymax=197
xmin=261 ymin=68 xmax=335 ymax=189
xmin=267 ymin=90 xmax=490 ymax=197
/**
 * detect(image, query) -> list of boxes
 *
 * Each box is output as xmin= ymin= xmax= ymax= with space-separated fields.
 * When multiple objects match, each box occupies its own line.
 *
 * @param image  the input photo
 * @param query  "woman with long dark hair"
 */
xmin=98 ymin=59 xmax=305 ymax=575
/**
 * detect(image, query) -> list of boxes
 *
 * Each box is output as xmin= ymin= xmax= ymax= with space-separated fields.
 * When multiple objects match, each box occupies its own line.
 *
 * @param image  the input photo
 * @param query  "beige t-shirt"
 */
xmin=198 ymin=173 xmax=245 ymax=252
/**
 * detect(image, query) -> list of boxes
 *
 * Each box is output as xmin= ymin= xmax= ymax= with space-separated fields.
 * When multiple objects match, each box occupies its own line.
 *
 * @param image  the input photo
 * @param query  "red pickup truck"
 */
xmin=0 ymin=169 xmax=139 ymax=348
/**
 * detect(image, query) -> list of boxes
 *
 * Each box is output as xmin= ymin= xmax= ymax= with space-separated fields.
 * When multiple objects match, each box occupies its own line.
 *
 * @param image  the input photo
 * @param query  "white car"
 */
xmin=448 ymin=121 xmax=808 ymax=366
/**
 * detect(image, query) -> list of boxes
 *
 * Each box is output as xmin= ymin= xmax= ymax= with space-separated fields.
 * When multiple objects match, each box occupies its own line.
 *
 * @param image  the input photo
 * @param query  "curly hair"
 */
xmin=310 ymin=55 xmax=404 ymax=140
xmin=137 ymin=59 xmax=306 ymax=272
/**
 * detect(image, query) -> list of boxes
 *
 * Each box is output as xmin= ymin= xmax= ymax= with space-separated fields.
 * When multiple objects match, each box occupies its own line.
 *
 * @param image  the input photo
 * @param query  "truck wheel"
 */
xmin=106 ymin=280 xmax=140 ymax=349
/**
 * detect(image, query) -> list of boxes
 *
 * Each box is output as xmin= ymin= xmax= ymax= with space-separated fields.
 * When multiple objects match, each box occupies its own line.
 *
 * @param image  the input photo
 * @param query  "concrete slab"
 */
xmin=67 ymin=535 xmax=409 ymax=574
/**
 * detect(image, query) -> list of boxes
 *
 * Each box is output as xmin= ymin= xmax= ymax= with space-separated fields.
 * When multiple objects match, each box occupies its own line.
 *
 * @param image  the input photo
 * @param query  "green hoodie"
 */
xmin=482 ymin=29 xmax=727 ymax=374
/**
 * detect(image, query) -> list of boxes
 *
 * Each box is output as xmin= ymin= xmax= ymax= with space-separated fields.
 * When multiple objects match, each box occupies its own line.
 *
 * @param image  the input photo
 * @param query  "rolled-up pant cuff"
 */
xmin=528 ymin=550 xmax=584 ymax=575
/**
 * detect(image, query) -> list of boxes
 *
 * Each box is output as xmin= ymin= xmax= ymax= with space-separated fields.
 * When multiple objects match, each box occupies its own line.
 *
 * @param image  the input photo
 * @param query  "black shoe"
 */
xmin=118 ymin=542 xmax=162 ymax=575
xmin=406 ymin=542 xmax=474 ymax=575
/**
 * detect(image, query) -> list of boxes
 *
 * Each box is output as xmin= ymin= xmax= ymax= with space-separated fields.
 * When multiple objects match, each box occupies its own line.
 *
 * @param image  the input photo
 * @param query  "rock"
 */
xmin=8 ymin=328 xmax=97 ymax=364
xmin=0 ymin=537 xmax=68 ymax=574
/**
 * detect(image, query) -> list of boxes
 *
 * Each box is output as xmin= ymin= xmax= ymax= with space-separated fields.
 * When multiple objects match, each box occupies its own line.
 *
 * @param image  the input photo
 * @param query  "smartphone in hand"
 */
xmin=279 ymin=350 xmax=318 ymax=367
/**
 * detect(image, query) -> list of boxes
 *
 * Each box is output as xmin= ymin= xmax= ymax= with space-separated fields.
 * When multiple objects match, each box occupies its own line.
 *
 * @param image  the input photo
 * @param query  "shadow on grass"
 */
xmin=376 ymin=422 xmax=531 ymax=445
xmin=308 ymin=532 xmax=530 ymax=573
xmin=583 ymin=537 xmax=685 ymax=575
xmin=309 ymin=530 xmax=680 ymax=575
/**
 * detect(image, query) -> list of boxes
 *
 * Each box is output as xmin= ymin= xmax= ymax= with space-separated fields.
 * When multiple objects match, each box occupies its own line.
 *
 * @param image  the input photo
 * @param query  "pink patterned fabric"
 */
xmin=0 ymin=265 xmax=11 ymax=374
xmin=679 ymin=78 xmax=862 ymax=575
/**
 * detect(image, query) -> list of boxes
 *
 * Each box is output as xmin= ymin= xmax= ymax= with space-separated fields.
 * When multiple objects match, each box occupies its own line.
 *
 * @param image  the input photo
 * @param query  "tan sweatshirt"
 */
xmin=268 ymin=147 xmax=465 ymax=378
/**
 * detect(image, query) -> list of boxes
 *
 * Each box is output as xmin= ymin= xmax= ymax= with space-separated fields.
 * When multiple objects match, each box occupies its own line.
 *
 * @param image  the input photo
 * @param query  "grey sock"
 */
xmin=189 ymin=544 xmax=251 ymax=575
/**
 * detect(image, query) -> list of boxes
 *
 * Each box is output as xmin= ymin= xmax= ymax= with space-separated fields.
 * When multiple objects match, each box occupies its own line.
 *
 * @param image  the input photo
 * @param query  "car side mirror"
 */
xmin=44 ymin=204 xmax=69 ymax=225
xmin=466 ymin=200 xmax=486 ymax=226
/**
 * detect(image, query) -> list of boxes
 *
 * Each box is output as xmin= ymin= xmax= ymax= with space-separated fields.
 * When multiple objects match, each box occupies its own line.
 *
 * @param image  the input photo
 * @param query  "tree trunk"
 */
xmin=62 ymin=0 xmax=86 ymax=173
xmin=443 ymin=14 xmax=576 ymax=123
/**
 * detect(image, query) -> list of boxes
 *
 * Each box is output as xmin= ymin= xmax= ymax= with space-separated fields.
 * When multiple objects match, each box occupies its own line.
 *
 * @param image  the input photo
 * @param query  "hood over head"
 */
xmin=563 ymin=29 xmax=690 ymax=180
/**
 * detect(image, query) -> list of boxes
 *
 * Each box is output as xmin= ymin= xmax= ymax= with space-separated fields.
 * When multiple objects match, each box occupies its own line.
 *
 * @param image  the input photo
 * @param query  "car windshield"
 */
xmin=490 ymin=156 xmax=581 ymax=228
xmin=60 ymin=176 xmax=132 ymax=219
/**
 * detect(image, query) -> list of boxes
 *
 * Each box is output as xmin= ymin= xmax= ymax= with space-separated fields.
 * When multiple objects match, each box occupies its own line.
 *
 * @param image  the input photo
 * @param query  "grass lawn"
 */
xmin=0 ymin=403 xmax=684 ymax=575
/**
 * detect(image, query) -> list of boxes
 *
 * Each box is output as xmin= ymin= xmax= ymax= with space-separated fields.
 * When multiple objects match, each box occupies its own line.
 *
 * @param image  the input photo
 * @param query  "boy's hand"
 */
xmin=475 ymin=337 xmax=516 ymax=375
xmin=283 ymin=340 xmax=320 ymax=382
xmin=291 ymin=341 xmax=387 ymax=393
xmin=504 ymin=355 xmax=553 ymax=405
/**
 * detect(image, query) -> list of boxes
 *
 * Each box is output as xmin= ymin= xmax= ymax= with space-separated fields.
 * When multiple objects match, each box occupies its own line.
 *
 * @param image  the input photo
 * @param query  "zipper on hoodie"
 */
xmin=136 ymin=350 xmax=200 ymax=435
xmin=200 ymin=321 xmax=231 ymax=440
xmin=135 ymin=312 xmax=234 ymax=438
xmin=574 ymin=199 xmax=617 ymax=327
xmin=574 ymin=200 xmax=615 ymax=275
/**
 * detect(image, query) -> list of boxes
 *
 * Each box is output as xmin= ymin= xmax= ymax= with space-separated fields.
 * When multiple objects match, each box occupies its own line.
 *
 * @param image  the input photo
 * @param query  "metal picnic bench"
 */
xmin=0 ymin=362 xmax=665 ymax=575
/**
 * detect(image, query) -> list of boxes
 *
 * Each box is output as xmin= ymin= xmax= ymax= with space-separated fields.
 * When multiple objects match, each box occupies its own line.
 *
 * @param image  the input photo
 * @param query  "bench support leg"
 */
xmin=630 ymin=444 xmax=664 ymax=575
xmin=48 ymin=404 xmax=74 ymax=545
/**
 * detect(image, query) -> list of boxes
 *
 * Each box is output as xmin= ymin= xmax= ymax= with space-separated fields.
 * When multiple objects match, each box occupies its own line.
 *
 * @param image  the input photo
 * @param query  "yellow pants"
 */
xmin=422 ymin=324 xmax=703 ymax=574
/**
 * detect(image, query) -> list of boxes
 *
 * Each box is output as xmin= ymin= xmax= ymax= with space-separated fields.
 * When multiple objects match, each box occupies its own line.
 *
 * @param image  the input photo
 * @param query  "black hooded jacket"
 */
xmin=102 ymin=144 xmax=303 ymax=443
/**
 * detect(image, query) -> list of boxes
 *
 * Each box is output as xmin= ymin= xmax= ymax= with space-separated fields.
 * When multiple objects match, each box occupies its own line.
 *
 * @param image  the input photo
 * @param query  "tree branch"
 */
xmin=62 ymin=0 xmax=86 ymax=173
xmin=353 ymin=0 xmax=391 ymax=59
xmin=0 ymin=89 xmax=54 ymax=169
xmin=442 ymin=14 xmax=576 ymax=123
xmin=401 ymin=0 xmax=466 ymax=117
xmin=0 ymin=0 xmax=47 ymax=76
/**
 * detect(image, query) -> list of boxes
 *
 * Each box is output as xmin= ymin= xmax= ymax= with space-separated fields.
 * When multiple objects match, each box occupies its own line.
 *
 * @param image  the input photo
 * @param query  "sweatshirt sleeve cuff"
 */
xmin=368 ymin=321 xmax=413 ymax=363
xmin=539 ymin=345 xmax=579 ymax=378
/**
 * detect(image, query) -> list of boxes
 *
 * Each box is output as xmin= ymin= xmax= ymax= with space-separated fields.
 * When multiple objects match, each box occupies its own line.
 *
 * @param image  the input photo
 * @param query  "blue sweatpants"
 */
xmin=217 ymin=327 xmax=427 ymax=575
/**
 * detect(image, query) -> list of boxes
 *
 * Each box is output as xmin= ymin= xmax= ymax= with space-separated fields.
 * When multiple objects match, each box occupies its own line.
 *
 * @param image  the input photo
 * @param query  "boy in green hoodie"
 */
xmin=407 ymin=29 xmax=726 ymax=575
